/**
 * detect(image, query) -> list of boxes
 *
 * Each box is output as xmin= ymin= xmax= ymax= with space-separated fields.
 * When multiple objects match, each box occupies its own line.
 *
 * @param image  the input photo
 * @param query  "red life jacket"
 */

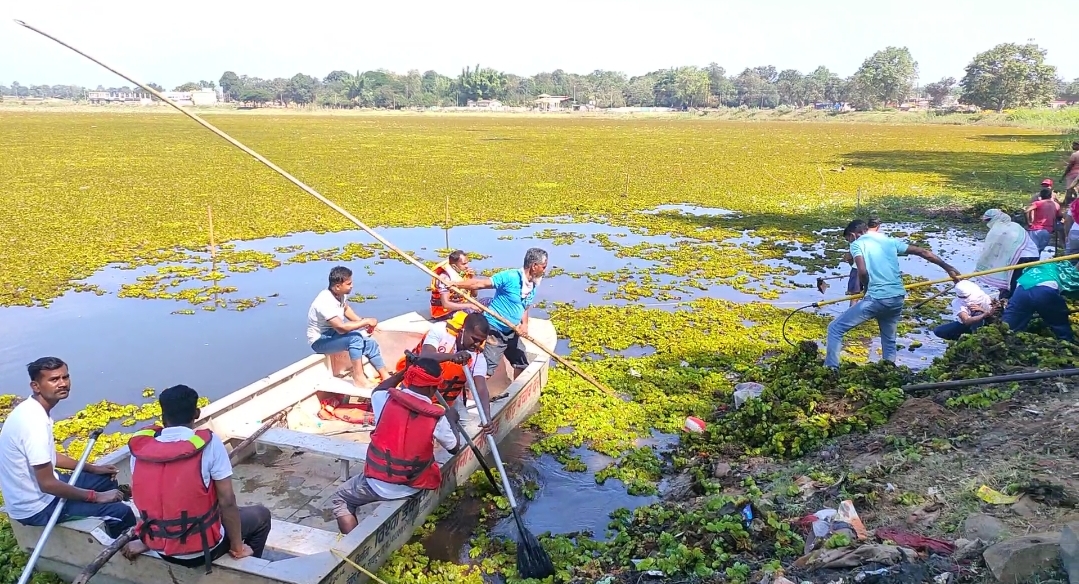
xmin=393 ymin=312 xmax=483 ymax=408
xmin=129 ymin=425 xmax=224 ymax=574
xmin=364 ymin=389 xmax=446 ymax=490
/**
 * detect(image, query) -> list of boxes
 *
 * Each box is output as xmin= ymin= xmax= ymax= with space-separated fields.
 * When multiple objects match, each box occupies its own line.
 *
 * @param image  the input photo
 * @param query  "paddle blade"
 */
xmin=513 ymin=511 xmax=555 ymax=579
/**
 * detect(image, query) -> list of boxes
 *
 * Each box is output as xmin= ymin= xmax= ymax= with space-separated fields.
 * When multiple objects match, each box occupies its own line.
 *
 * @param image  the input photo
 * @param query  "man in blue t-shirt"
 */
xmin=455 ymin=247 xmax=548 ymax=379
xmin=825 ymin=220 xmax=960 ymax=369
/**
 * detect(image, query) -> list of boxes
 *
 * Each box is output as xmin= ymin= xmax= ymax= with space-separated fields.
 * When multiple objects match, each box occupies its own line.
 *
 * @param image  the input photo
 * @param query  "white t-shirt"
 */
xmin=306 ymin=289 xmax=347 ymax=344
xmin=129 ymin=426 xmax=232 ymax=560
xmin=0 ymin=398 xmax=58 ymax=519
xmin=423 ymin=322 xmax=489 ymax=379
xmin=365 ymin=388 xmax=458 ymax=499
xmin=951 ymin=281 xmax=993 ymax=322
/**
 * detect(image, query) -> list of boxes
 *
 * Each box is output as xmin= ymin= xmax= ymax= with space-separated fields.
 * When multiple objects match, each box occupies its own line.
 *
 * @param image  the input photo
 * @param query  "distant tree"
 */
xmin=705 ymin=63 xmax=736 ymax=106
xmin=239 ymin=87 xmax=273 ymax=107
xmin=624 ymin=74 xmax=657 ymax=106
xmin=457 ymin=64 xmax=506 ymax=102
xmin=776 ymin=69 xmax=806 ymax=106
xmin=284 ymin=73 xmax=318 ymax=105
xmin=219 ymin=71 xmax=241 ymax=101
xmin=924 ymin=77 xmax=956 ymax=106
xmin=851 ymin=47 xmax=918 ymax=108
xmin=1061 ymin=78 xmax=1079 ymax=103
xmin=173 ymin=82 xmax=201 ymax=92
xmin=146 ymin=82 xmax=164 ymax=101
xmin=323 ymin=70 xmax=353 ymax=84
xmin=959 ymin=42 xmax=1057 ymax=112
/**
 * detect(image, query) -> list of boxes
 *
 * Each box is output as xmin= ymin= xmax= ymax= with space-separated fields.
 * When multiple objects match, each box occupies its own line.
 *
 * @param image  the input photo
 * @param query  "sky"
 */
xmin=1 ymin=0 xmax=1075 ymax=89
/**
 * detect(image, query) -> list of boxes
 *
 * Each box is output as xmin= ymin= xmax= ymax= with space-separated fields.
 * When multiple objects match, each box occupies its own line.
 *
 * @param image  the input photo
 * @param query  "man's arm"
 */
xmin=33 ymin=464 xmax=120 ymax=503
xmin=419 ymin=342 xmax=470 ymax=364
xmin=326 ymin=315 xmax=372 ymax=334
xmin=906 ymin=245 xmax=961 ymax=280
xmin=453 ymin=276 xmax=494 ymax=291
xmin=55 ymin=452 xmax=115 ymax=476
xmin=1026 ymin=204 xmax=1037 ymax=225
xmin=438 ymin=290 xmax=474 ymax=313
xmin=854 ymin=256 xmax=869 ymax=290
xmin=372 ymin=369 xmax=405 ymax=392
xmin=957 ymin=307 xmax=988 ymax=325
xmin=212 ymin=478 xmax=250 ymax=557
xmin=342 ymin=304 xmax=376 ymax=329
xmin=472 ymin=375 xmax=493 ymax=425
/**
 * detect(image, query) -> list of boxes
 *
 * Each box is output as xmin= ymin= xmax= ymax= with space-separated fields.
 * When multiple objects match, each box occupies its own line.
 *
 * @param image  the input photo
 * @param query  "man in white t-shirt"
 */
xmin=307 ymin=265 xmax=391 ymax=388
xmin=330 ymin=359 xmax=461 ymax=534
xmin=121 ymin=385 xmax=271 ymax=567
xmin=932 ymin=281 xmax=994 ymax=341
xmin=0 ymin=357 xmax=136 ymax=539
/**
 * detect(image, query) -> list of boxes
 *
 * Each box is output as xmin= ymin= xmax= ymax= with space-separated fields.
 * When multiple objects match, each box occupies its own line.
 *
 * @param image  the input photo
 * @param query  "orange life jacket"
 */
xmin=129 ymin=426 xmax=224 ymax=574
xmin=364 ymin=389 xmax=445 ymax=490
xmin=394 ymin=313 xmax=484 ymax=407
xmin=430 ymin=261 xmax=475 ymax=320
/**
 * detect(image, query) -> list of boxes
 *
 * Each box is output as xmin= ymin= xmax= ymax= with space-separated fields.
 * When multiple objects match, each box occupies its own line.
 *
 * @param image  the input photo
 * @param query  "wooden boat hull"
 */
xmin=9 ymin=311 xmax=556 ymax=584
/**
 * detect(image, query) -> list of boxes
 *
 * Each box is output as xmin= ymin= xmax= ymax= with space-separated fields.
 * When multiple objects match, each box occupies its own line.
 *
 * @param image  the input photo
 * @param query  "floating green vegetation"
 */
xmin=0 ymin=113 xmax=1054 ymax=307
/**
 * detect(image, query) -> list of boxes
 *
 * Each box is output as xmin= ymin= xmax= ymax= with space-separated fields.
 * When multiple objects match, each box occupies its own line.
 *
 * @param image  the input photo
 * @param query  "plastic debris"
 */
xmin=836 ymin=500 xmax=868 ymax=540
xmin=734 ymin=382 xmax=765 ymax=408
xmin=977 ymin=485 xmax=1019 ymax=505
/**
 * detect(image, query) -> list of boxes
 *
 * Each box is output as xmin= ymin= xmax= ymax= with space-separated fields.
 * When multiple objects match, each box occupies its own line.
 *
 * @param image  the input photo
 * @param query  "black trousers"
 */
xmin=159 ymin=505 xmax=273 ymax=567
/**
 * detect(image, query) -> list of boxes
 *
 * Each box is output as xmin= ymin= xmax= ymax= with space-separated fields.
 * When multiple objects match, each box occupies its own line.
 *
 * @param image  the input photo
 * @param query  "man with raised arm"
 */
xmin=825 ymin=221 xmax=960 ymax=369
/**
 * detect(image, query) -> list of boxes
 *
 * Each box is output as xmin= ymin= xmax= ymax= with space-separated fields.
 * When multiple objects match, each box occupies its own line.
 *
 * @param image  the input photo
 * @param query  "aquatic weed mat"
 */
xmin=0 ymin=112 xmax=1061 ymax=307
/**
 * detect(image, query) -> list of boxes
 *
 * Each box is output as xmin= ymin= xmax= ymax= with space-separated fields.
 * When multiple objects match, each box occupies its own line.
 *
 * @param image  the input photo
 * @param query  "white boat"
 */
xmin=9 ymin=311 xmax=557 ymax=584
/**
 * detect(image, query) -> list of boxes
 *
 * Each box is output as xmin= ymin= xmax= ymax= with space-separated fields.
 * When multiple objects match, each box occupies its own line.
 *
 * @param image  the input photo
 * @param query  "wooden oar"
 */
xmin=72 ymin=403 xmax=295 ymax=584
xmin=12 ymin=18 xmax=619 ymax=402
xmin=17 ymin=429 xmax=103 ymax=584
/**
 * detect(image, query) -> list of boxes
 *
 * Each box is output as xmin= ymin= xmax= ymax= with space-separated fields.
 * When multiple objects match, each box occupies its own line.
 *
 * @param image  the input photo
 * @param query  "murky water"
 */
xmin=0 ymin=209 xmax=996 ymax=552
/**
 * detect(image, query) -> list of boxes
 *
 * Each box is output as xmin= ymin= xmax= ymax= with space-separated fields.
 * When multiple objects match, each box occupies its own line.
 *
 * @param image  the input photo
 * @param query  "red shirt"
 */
xmin=1029 ymin=199 xmax=1059 ymax=232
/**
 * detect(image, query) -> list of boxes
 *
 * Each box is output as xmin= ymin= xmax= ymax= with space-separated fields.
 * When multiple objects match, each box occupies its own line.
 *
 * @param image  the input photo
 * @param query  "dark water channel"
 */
xmin=0 ymin=208 xmax=992 ymax=558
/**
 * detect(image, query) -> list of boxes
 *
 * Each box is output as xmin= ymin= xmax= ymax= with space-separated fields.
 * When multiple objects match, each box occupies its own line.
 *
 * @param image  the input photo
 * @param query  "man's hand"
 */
xmin=95 ymin=489 xmax=125 ymax=503
xmin=518 ymin=322 xmax=529 ymax=336
xmin=946 ymin=267 xmax=962 ymax=282
xmin=842 ymin=252 xmax=853 ymax=264
xmin=450 ymin=351 xmax=471 ymax=365
xmin=87 ymin=463 xmax=118 ymax=477
xmin=444 ymin=407 xmax=461 ymax=429
xmin=478 ymin=421 xmax=495 ymax=438
xmin=229 ymin=544 xmax=254 ymax=559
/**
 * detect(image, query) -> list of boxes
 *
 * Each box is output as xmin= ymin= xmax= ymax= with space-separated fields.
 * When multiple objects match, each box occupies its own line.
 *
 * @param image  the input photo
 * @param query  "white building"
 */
xmin=160 ymin=89 xmax=218 ymax=106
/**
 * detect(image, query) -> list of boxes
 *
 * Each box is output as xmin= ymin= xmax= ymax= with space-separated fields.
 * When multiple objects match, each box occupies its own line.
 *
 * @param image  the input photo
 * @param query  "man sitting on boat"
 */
xmin=455 ymin=247 xmax=548 ymax=380
xmin=392 ymin=311 xmax=498 ymax=431
xmin=331 ymin=358 xmax=461 ymax=535
xmin=307 ymin=265 xmax=392 ymax=388
xmin=430 ymin=249 xmax=483 ymax=319
xmin=121 ymin=384 xmax=272 ymax=571
xmin=0 ymin=357 xmax=136 ymax=539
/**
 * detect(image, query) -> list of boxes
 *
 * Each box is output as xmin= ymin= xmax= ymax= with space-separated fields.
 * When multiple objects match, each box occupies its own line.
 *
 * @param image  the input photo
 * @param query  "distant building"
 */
xmin=88 ymin=91 xmax=152 ymax=105
xmin=1050 ymin=100 xmax=1070 ymax=109
xmin=468 ymin=99 xmax=503 ymax=110
xmin=534 ymin=94 xmax=570 ymax=111
xmin=160 ymin=89 xmax=218 ymax=106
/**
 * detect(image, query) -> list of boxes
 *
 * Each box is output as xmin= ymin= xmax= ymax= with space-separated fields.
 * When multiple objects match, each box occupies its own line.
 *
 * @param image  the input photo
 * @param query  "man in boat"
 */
xmin=121 ymin=384 xmax=272 ymax=569
xmin=825 ymin=220 xmax=960 ymax=369
xmin=0 ymin=357 xmax=136 ymax=539
xmin=430 ymin=249 xmax=482 ymax=319
xmin=454 ymin=247 xmax=548 ymax=379
xmin=331 ymin=358 xmax=461 ymax=535
xmin=391 ymin=311 xmax=497 ymax=432
xmin=307 ymin=265 xmax=392 ymax=388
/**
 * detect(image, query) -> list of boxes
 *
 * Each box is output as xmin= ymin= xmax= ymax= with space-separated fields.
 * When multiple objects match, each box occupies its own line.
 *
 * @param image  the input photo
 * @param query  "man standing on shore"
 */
xmin=455 ymin=248 xmax=548 ymax=379
xmin=825 ymin=221 xmax=960 ymax=369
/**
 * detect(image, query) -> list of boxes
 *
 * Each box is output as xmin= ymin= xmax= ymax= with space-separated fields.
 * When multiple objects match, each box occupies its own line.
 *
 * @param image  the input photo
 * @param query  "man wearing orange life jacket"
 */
xmin=331 ymin=358 xmax=462 ymax=534
xmin=392 ymin=312 xmax=495 ymax=430
xmin=430 ymin=250 xmax=481 ymax=320
xmin=121 ymin=385 xmax=272 ymax=572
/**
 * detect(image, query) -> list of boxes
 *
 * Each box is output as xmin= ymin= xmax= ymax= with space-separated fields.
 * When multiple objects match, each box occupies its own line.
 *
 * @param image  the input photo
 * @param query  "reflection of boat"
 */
xmin=8 ymin=311 xmax=557 ymax=584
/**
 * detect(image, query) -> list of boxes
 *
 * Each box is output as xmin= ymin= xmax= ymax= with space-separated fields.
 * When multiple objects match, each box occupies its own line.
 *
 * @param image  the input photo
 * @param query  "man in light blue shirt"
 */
xmin=825 ymin=220 xmax=960 ymax=369
xmin=456 ymin=248 xmax=548 ymax=379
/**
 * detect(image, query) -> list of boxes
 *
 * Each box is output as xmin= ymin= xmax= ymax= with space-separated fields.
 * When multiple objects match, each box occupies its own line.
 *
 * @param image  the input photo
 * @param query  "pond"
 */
xmin=0 ymin=209 xmax=994 ymax=549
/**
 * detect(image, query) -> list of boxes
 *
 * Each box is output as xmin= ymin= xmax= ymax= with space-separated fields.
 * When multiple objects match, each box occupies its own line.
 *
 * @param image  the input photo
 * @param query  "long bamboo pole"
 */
xmin=14 ymin=19 xmax=618 ymax=399
xmin=814 ymin=252 xmax=1079 ymax=308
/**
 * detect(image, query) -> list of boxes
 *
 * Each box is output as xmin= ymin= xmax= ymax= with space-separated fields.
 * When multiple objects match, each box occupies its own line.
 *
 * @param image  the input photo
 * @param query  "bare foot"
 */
xmin=351 ymin=375 xmax=374 ymax=390
xmin=121 ymin=539 xmax=149 ymax=561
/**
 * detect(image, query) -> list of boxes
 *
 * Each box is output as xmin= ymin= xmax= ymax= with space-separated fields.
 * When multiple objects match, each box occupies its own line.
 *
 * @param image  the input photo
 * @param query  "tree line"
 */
xmin=4 ymin=43 xmax=1077 ymax=112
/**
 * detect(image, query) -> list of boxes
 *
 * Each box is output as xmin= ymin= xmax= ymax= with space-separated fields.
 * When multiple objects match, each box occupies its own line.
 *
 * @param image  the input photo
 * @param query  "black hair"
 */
xmin=159 ymin=384 xmax=200 ymax=426
xmin=27 ymin=357 xmax=67 ymax=382
xmin=412 ymin=357 xmax=443 ymax=378
xmin=463 ymin=312 xmax=490 ymax=335
xmin=328 ymin=266 xmax=352 ymax=288
xmin=867 ymin=216 xmax=882 ymax=229
xmin=448 ymin=250 xmax=467 ymax=264
xmin=843 ymin=219 xmax=868 ymax=239
xmin=1040 ymin=188 xmax=1053 ymax=200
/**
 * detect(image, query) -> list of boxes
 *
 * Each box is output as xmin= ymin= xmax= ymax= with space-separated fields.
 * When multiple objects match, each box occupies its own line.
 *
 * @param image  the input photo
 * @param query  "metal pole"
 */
xmin=17 ymin=429 xmax=103 ymax=584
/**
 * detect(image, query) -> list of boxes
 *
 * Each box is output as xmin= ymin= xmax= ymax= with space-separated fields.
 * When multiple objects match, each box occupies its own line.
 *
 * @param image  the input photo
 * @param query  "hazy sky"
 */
xmin=2 ymin=0 xmax=1074 ymax=89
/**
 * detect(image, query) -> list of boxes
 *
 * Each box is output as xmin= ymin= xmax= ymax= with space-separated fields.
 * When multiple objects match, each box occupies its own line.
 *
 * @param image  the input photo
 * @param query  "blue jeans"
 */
xmin=825 ymin=295 xmax=905 ymax=368
xmin=1030 ymin=229 xmax=1051 ymax=253
xmin=311 ymin=331 xmax=386 ymax=370
xmin=933 ymin=319 xmax=984 ymax=341
xmin=18 ymin=472 xmax=136 ymax=539
xmin=1002 ymin=285 xmax=1075 ymax=342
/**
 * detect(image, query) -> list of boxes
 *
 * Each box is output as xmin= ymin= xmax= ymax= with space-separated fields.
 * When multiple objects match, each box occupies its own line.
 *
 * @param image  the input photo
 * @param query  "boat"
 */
xmin=8 ymin=311 xmax=558 ymax=584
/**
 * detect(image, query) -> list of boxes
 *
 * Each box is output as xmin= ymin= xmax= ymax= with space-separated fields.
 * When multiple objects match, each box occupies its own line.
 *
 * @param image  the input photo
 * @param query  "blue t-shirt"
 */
xmin=850 ymin=232 xmax=909 ymax=300
xmin=484 ymin=269 xmax=537 ymax=333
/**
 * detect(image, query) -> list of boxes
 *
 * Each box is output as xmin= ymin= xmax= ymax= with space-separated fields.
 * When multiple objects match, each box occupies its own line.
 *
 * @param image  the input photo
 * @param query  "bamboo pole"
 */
xmin=71 ymin=406 xmax=293 ymax=584
xmin=14 ymin=19 xmax=619 ymax=400
xmin=814 ymin=253 xmax=1079 ymax=308
xmin=902 ymin=368 xmax=1079 ymax=392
